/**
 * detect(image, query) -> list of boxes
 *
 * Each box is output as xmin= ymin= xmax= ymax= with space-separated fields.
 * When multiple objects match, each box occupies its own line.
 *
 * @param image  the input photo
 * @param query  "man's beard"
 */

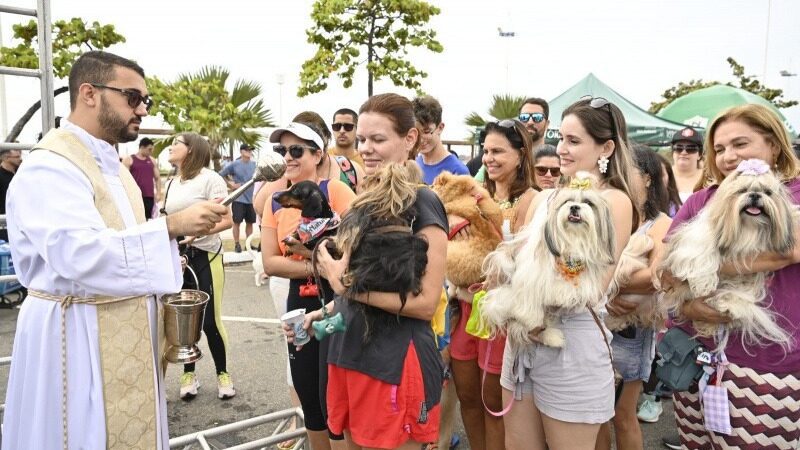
xmin=527 ymin=126 xmax=541 ymax=142
xmin=98 ymin=96 xmax=139 ymax=144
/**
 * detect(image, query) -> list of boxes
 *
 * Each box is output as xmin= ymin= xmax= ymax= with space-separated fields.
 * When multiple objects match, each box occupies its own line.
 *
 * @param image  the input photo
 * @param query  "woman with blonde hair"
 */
xmin=161 ymin=132 xmax=235 ymax=400
xmin=663 ymin=103 xmax=800 ymax=449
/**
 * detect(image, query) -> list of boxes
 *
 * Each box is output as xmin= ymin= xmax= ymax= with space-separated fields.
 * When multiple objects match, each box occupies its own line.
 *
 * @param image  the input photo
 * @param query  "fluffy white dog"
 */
xmin=481 ymin=173 xmax=616 ymax=347
xmin=660 ymin=159 xmax=796 ymax=350
xmin=245 ymin=234 xmax=268 ymax=287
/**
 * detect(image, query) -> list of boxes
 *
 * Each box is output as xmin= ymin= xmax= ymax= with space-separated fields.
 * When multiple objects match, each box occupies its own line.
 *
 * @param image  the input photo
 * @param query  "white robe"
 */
xmin=1 ymin=119 xmax=183 ymax=450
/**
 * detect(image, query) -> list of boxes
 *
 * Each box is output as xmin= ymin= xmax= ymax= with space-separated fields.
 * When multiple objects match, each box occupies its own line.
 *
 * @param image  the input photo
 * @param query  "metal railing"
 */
xmin=168 ymin=408 xmax=307 ymax=450
xmin=0 ymin=0 xmax=55 ymax=143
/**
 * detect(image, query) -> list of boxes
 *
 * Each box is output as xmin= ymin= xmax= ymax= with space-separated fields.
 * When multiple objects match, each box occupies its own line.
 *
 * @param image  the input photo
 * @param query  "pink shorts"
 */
xmin=449 ymin=300 xmax=505 ymax=374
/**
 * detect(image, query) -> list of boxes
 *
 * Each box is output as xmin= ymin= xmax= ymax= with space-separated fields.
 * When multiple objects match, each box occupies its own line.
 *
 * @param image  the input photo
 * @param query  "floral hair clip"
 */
xmin=736 ymin=159 xmax=770 ymax=176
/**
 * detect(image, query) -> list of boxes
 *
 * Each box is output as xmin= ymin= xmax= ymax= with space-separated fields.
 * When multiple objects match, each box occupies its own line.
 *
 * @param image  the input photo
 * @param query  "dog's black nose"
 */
xmin=570 ymin=204 xmax=580 ymax=214
xmin=748 ymin=192 xmax=761 ymax=203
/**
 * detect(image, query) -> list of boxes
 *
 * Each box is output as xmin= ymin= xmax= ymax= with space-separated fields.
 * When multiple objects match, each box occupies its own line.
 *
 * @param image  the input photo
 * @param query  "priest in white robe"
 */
xmin=1 ymin=51 xmax=229 ymax=450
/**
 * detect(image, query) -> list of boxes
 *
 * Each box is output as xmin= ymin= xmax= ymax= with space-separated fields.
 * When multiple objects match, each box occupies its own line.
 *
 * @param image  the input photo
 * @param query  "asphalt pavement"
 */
xmin=0 ymin=257 xmax=680 ymax=449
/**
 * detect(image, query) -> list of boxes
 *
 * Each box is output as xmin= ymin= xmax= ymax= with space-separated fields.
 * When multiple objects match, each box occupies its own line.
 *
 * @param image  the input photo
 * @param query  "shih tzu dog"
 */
xmin=660 ymin=159 xmax=796 ymax=350
xmin=481 ymin=173 xmax=616 ymax=347
xmin=604 ymin=233 xmax=661 ymax=331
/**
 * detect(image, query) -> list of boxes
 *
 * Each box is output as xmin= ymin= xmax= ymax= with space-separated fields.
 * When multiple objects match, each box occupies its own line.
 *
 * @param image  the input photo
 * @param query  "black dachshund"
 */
xmin=275 ymin=180 xmax=339 ymax=255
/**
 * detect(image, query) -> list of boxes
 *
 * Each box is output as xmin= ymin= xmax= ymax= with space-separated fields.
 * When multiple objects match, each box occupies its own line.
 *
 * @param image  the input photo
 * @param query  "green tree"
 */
xmin=298 ymin=0 xmax=443 ymax=97
xmin=0 ymin=18 xmax=126 ymax=142
xmin=147 ymin=66 xmax=274 ymax=168
xmin=649 ymin=57 xmax=798 ymax=114
xmin=463 ymin=94 xmax=526 ymax=142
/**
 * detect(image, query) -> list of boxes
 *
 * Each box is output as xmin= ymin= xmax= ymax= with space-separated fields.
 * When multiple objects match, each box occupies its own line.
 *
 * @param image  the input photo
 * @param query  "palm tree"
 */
xmin=149 ymin=66 xmax=274 ymax=168
xmin=463 ymin=94 xmax=526 ymax=142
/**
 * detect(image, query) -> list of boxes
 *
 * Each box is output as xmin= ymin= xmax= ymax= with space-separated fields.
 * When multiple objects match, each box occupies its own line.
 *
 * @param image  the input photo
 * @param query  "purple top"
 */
xmin=129 ymin=155 xmax=155 ymax=197
xmin=667 ymin=179 xmax=800 ymax=373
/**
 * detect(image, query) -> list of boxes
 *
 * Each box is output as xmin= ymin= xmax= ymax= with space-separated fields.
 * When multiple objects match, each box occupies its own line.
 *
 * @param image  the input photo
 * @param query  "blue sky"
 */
xmin=2 ymin=0 xmax=798 ymax=156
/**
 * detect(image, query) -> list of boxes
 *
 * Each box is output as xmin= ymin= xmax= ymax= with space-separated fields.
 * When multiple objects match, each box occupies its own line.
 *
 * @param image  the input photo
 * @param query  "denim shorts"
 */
xmin=611 ymin=326 xmax=656 ymax=382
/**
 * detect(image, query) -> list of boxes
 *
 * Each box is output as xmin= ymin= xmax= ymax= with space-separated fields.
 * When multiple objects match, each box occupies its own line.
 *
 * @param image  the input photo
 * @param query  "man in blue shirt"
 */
xmin=219 ymin=144 xmax=256 ymax=252
xmin=412 ymin=95 xmax=469 ymax=185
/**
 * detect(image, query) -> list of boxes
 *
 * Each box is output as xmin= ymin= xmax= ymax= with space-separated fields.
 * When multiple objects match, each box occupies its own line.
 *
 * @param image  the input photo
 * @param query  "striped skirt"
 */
xmin=673 ymin=361 xmax=800 ymax=449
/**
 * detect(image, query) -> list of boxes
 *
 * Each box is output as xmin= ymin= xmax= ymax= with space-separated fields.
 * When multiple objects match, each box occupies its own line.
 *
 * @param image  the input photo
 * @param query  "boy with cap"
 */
xmin=220 ymin=143 xmax=257 ymax=252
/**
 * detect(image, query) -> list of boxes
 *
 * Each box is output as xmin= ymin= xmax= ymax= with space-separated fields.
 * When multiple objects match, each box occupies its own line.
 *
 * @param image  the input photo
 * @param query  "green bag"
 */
xmin=465 ymin=290 xmax=491 ymax=339
xmin=654 ymin=327 xmax=706 ymax=393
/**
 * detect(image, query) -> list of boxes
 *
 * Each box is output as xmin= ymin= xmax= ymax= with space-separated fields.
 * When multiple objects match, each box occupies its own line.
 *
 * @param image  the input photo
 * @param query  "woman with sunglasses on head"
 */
xmin=449 ymin=118 xmax=536 ymax=450
xmin=292 ymin=93 xmax=448 ymax=450
xmin=532 ymin=145 xmax=561 ymax=190
xmin=596 ymin=145 xmax=673 ymax=450
xmin=493 ymin=97 xmax=638 ymax=450
xmin=662 ymin=104 xmax=800 ymax=450
xmin=161 ymin=133 xmax=235 ymax=400
xmin=261 ymin=122 xmax=356 ymax=450
xmin=670 ymin=126 xmax=705 ymax=202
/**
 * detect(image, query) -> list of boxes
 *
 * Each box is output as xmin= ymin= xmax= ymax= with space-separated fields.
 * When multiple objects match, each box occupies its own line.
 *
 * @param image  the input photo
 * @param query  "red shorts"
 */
xmin=449 ymin=300 xmax=505 ymax=374
xmin=327 ymin=342 xmax=441 ymax=448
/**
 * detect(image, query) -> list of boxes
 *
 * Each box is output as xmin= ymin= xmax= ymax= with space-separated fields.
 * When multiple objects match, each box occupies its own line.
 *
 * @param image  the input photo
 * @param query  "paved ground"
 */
xmin=0 ymin=255 xmax=679 ymax=449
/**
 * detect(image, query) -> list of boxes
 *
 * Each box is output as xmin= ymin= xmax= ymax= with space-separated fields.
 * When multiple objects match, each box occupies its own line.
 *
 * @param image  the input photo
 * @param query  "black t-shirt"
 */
xmin=0 ymin=167 xmax=15 ymax=242
xmin=327 ymin=187 xmax=448 ymax=407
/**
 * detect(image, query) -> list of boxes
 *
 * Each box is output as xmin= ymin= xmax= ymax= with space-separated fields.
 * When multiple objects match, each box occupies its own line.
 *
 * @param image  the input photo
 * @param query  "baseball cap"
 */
xmin=269 ymin=122 xmax=325 ymax=150
xmin=240 ymin=143 xmax=254 ymax=151
xmin=671 ymin=127 xmax=703 ymax=147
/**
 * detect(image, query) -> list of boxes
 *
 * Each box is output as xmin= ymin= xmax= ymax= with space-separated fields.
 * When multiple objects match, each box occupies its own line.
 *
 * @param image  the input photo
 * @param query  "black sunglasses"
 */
xmin=91 ymin=83 xmax=153 ymax=112
xmin=331 ymin=123 xmax=355 ymax=132
xmin=535 ymin=166 xmax=561 ymax=177
xmin=580 ymin=95 xmax=617 ymax=140
xmin=672 ymin=144 xmax=701 ymax=154
xmin=518 ymin=112 xmax=546 ymax=123
xmin=274 ymin=144 xmax=317 ymax=159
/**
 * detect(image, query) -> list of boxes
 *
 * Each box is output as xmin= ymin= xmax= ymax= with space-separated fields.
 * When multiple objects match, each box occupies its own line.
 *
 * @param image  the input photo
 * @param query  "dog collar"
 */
xmin=556 ymin=256 xmax=585 ymax=282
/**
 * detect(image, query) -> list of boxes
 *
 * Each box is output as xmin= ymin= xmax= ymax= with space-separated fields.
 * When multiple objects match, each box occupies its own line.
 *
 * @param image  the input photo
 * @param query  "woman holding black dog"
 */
xmin=262 ymin=121 xmax=355 ymax=450
xmin=161 ymin=132 xmax=235 ymax=400
xmin=289 ymin=93 xmax=448 ymax=450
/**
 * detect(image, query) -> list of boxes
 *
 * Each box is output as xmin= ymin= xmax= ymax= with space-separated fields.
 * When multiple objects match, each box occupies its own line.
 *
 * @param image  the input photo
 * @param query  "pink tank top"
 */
xmin=129 ymin=155 xmax=155 ymax=197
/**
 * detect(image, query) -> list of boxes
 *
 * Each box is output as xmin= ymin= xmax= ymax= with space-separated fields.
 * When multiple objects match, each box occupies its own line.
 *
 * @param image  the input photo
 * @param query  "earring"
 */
xmin=598 ymin=155 xmax=609 ymax=174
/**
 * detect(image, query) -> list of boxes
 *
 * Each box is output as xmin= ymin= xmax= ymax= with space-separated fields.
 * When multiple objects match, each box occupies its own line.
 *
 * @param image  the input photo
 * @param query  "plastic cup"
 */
xmin=281 ymin=308 xmax=310 ymax=346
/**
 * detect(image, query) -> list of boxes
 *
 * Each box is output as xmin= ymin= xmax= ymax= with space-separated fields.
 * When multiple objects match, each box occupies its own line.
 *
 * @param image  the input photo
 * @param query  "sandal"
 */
xmin=277 ymin=439 xmax=297 ymax=450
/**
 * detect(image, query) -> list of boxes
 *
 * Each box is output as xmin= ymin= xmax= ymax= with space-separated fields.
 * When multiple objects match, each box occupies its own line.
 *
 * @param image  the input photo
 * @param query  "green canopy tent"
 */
xmin=545 ymin=73 xmax=687 ymax=147
xmin=657 ymin=84 xmax=797 ymax=138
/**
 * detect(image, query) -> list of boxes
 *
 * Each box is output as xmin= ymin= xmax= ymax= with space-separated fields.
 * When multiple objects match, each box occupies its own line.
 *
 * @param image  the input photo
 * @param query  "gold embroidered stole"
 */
xmin=36 ymin=129 xmax=160 ymax=449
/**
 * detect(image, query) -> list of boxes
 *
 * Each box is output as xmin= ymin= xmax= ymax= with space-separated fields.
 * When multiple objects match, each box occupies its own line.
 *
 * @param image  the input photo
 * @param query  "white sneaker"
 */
xmin=637 ymin=394 xmax=663 ymax=423
xmin=180 ymin=372 xmax=200 ymax=400
xmin=217 ymin=372 xmax=236 ymax=399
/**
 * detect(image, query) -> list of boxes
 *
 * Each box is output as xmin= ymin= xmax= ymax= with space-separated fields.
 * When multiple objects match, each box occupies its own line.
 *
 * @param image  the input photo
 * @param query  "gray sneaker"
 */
xmin=637 ymin=394 xmax=663 ymax=423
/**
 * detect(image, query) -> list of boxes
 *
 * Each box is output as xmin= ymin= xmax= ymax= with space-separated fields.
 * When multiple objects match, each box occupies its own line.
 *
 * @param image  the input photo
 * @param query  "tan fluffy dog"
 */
xmin=431 ymin=172 xmax=503 ymax=290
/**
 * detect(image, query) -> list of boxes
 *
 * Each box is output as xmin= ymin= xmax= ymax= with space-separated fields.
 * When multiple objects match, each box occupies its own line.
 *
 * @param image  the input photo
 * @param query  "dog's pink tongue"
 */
xmin=746 ymin=206 xmax=762 ymax=215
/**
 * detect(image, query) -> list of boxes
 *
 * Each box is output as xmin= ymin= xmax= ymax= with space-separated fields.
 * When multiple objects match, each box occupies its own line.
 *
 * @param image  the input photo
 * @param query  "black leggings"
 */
xmin=182 ymin=246 xmax=228 ymax=374
xmin=287 ymin=278 xmax=341 ymax=438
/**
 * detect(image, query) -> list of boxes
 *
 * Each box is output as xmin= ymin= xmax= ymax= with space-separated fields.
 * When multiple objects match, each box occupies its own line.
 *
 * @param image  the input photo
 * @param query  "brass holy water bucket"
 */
xmin=162 ymin=266 xmax=209 ymax=364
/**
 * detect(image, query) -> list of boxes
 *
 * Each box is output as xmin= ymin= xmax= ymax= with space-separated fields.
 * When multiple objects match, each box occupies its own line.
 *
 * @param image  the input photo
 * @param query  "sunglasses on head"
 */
xmin=580 ymin=95 xmax=617 ymax=140
xmin=91 ymin=83 xmax=153 ymax=112
xmin=518 ymin=112 xmax=545 ymax=124
xmin=331 ymin=123 xmax=355 ymax=132
xmin=274 ymin=144 xmax=317 ymax=159
xmin=672 ymin=144 xmax=701 ymax=154
xmin=535 ymin=166 xmax=561 ymax=177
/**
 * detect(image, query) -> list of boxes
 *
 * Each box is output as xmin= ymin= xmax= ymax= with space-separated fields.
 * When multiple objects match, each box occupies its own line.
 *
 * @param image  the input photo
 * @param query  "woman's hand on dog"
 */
xmin=316 ymin=238 xmax=349 ymax=295
xmin=680 ymin=297 xmax=732 ymax=324
xmin=283 ymin=236 xmax=312 ymax=259
xmin=527 ymin=326 xmax=546 ymax=344
xmin=607 ymin=296 xmax=638 ymax=317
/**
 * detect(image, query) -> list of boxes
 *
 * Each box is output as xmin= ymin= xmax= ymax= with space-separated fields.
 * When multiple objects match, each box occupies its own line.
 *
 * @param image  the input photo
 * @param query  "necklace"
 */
xmin=493 ymin=195 xmax=519 ymax=210
xmin=556 ymin=256 xmax=585 ymax=283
